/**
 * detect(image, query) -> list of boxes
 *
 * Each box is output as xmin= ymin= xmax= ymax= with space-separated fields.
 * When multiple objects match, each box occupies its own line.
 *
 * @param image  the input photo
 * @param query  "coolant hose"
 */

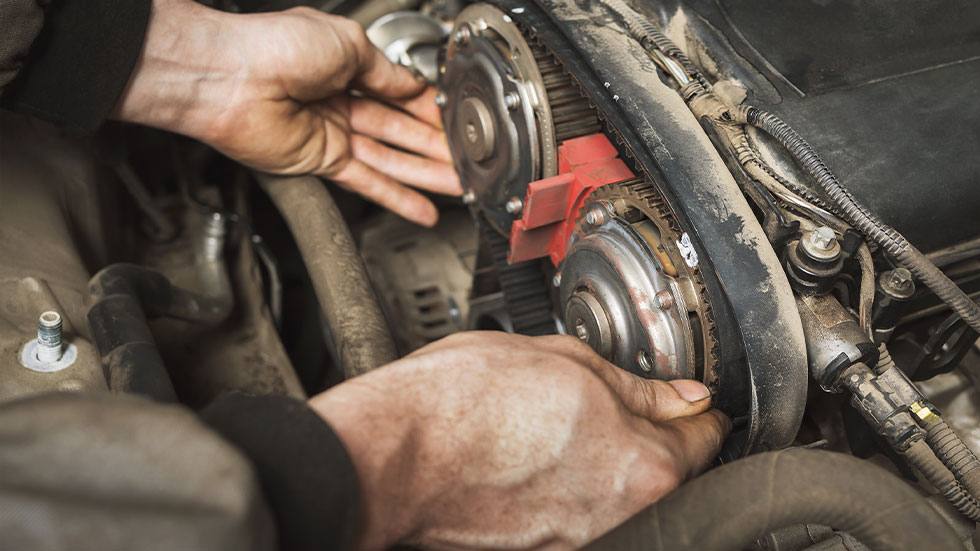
xmin=585 ymin=448 xmax=965 ymax=551
xmin=256 ymin=174 xmax=398 ymax=378
xmin=88 ymin=264 xmax=233 ymax=400
xmin=903 ymin=439 xmax=980 ymax=521
xmin=87 ymin=213 xmax=234 ymax=400
xmin=731 ymin=106 xmax=980 ymax=334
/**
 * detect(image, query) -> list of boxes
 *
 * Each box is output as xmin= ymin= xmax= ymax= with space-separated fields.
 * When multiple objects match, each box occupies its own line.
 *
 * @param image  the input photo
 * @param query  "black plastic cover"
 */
xmin=642 ymin=0 xmax=980 ymax=254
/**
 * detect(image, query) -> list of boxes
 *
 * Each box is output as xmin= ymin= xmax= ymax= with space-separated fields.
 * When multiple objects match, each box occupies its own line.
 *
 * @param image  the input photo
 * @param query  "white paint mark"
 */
xmin=676 ymin=233 xmax=699 ymax=267
xmin=511 ymin=7 xmax=525 ymax=13
xmin=502 ymin=14 xmax=512 ymax=22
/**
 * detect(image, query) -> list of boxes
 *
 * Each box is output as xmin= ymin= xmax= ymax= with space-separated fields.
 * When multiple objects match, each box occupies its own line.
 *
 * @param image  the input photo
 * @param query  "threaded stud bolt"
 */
xmin=36 ymin=311 xmax=63 ymax=363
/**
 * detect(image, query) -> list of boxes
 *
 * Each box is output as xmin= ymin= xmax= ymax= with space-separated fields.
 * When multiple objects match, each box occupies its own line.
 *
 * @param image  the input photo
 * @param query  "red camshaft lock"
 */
xmin=508 ymin=133 xmax=635 ymax=266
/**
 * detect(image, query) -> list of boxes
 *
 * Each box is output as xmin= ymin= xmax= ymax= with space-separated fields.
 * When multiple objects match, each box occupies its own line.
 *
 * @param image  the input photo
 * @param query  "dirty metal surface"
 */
xmin=497 ymin=0 xmax=807 ymax=456
xmin=0 ymin=111 xmax=303 ymax=405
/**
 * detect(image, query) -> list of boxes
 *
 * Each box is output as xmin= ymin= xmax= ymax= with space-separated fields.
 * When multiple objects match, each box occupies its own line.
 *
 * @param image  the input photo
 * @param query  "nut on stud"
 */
xmin=504 ymin=92 xmax=521 ymax=110
xmin=434 ymin=90 xmax=447 ymax=107
xmin=462 ymin=190 xmax=477 ymax=205
xmin=654 ymin=290 xmax=673 ymax=311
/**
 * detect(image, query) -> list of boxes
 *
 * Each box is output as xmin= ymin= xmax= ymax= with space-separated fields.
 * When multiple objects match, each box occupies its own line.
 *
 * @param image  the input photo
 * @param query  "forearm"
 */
xmin=308 ymin=370 xmax=426 ymax=549
xmin=111 ymin=0 xmax=247 ymax=143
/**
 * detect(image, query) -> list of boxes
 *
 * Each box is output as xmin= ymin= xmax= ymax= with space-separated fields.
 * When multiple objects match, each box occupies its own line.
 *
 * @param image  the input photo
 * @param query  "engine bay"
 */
xmin=2 ymin=0 xmax=979 ymax=548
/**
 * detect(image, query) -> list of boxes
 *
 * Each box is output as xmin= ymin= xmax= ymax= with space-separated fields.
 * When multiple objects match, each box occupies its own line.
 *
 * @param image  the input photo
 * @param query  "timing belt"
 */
xmin=481 ymin=220 xmax=558 ymax=336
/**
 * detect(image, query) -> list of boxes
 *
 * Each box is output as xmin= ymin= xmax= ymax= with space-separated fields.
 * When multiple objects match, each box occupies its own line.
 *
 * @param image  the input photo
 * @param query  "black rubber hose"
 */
xmin=256 ymin=174 xmax=398 ymax=378
xmin=88 ymin=264 xmax=235 ymax=401
xmin=903 ymin=439 xmax=980 ymax=521
xmin=731 ymin=106 xmax=980 ymax=334
xmin=584 ymin=448 xmax=966 ymax=551
xmin=89 ymin=264 xmax=233 ymax=324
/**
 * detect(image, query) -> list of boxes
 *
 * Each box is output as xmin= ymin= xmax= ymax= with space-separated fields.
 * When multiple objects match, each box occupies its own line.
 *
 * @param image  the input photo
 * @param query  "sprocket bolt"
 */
xmin=585 ymin=206 xmax=605 ymax=227
xmin=505 ymin=196 xmax=523 ymax=215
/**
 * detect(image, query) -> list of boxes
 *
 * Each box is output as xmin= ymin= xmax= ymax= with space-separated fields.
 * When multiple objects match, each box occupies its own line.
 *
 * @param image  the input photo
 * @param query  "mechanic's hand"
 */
xmin=113 ymin=0 xmax=459 ymax=226
xmin=309 ymin=332 xmax=730 ymax=550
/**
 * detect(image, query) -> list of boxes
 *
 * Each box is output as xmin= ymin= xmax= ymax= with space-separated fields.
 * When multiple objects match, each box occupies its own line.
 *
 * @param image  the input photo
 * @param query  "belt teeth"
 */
xmin=491 ymin=20 xmax=721 ymax=374
xmin=529 ymin=40 xmax=601 ymax=145
xmin=482 ymin=222 xmax=557 ymax=336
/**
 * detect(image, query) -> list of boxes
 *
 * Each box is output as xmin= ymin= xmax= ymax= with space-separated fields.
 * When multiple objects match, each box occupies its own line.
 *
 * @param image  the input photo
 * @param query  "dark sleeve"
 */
xmin=0 ymin=0 xmax=151 ymax=133
xmin=200 ymin=393 xmax=362 ymax=551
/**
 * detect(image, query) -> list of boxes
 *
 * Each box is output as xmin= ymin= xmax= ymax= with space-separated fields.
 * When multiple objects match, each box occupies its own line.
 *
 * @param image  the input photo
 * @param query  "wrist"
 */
xmin=308 ymin=371 xmax=426 ymax=548
xmin=111 ymin=0 xmax=245 ymax=141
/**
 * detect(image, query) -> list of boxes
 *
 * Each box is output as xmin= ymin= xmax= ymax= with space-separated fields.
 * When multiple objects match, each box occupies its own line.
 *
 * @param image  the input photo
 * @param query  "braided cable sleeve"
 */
xmin=731 ymin=105 xmax=980 ymax=333
xmin=903 ymin=440 xmax=980 ymax=522
xmin=602 ymin=0 xmax=711 ymax=90
xmin=925 ymin=419 xmax=980 ymax=501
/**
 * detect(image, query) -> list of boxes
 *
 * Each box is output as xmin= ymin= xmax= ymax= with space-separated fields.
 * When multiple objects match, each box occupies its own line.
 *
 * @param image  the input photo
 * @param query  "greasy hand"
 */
xmin=309 ymin=332 xmax=730 ymax=550
xmin=113 ymin=0 xmax=460 ymax=226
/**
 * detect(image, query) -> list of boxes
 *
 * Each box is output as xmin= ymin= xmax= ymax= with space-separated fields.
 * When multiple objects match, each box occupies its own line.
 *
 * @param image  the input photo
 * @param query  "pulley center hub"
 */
xmin=459 ymin=97 xmax=496 ymax=161
xmin=559 ymin=202 xmax=694 ymax=379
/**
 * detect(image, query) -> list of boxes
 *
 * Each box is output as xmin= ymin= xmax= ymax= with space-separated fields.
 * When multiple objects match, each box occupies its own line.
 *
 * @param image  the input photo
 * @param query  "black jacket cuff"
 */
xmin=1 ymin=0 xmax=151 ymax=133
xmin=200 ymin=394 xmax=361 ymax=551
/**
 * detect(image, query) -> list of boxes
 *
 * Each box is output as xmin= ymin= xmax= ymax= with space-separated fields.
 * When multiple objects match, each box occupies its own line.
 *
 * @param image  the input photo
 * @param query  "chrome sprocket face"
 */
xmin=440 ymin=3 xmax=599 ymax=235
xmin=560 ymin=178 xmax=717 ymax=385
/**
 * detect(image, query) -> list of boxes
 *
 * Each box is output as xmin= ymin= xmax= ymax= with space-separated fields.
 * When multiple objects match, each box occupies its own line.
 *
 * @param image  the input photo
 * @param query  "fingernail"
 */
xmin=667 ymin=379 xmax=711 ymax=403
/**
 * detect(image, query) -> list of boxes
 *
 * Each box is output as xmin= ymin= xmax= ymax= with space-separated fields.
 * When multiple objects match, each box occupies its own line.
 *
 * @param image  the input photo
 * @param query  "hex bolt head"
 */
xmin=453 ymin=25 xmax=472 ymax=47
xmin=654 ymin=290 xmax=673 ymax=311
xmin=36 ymin=311 xmax=63 ymax=363
xmin=462 ymin=190 xmax=477 ymax=205
xmin=800 ymin=226 xmax=841 ymax=261
xmin=505 ymin=196 xmax=523 ymax=215
xmin=574 ymin=319 xmax=590 ymax=342
xmin=886 ymin=268 xmax=913 ymax=291
xmin=504 ymin=92 xmax=521 ymax=111
xmin=637 ymin=349 xmax=654 ymax=373
xmin=809 ymin=226 xmax=837 ymax=251
xmin=881 ymin=267 xmax=915 ymax=297
xmin=552 ymin=272 xmax=562 ymax=288
xmin=434 ymin=90 xmax=447 ymax=108
xmin=585 ymin=206 xmax=605 ymax=227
